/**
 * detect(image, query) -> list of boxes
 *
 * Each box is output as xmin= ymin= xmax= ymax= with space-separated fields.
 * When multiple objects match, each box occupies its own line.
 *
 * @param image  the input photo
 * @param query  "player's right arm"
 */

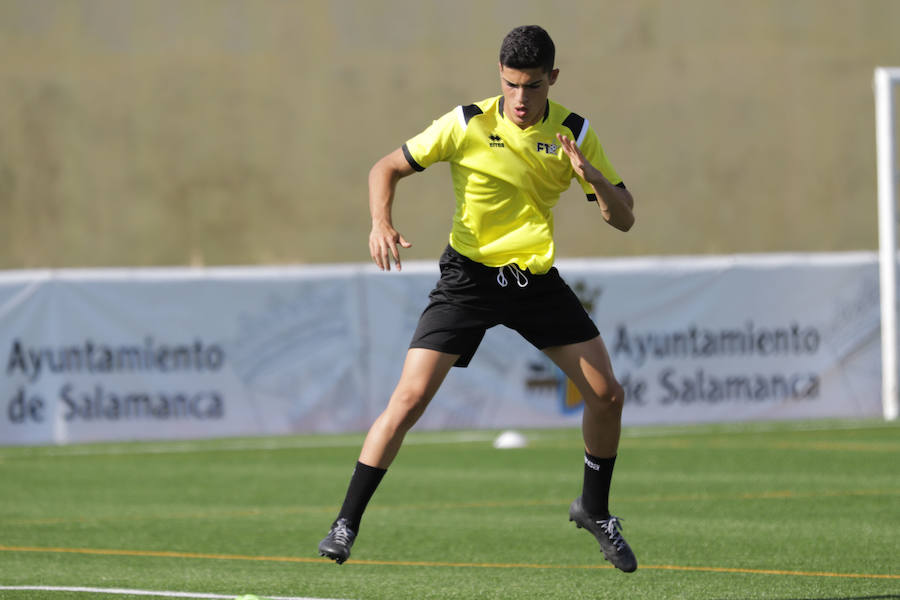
xmin=371 ymin=107 xmax=461 ymax=270
xmin=369 ymin=148 xmax=417 ymax=271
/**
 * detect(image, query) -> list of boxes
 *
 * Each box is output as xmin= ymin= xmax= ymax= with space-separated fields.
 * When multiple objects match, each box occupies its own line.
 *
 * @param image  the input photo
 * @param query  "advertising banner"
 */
xmin=542 ymin=254 xmax=881 ymax=426
xmin=0 ymin=267 xmax=368 ymax=445
xmin=0 ymin=253 xmax=883 ymax=445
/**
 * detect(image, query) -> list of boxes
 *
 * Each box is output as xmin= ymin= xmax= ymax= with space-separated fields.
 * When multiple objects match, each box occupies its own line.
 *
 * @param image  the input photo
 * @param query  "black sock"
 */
xmin=336 ymin=461 xmax=387 ymax=532
xmin=582 ymin=452 xmax=616 ymax=517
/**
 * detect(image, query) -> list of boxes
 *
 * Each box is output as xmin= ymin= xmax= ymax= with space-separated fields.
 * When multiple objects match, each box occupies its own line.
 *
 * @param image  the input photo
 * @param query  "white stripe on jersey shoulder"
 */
xmin=455 ymin=105 xmax=468 ymax=130
xmin=576 ymin=117 xmax=590 ymax=147
xmin=455 ymin=103 xmax=484 ymax=131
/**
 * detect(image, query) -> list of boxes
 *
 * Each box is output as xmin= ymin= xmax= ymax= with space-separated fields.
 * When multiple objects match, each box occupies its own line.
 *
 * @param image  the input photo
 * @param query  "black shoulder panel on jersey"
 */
xmin=402 ymin=143 xmax=425 ymax=172
xmin=461 ymin=104 xmax=483 ymax=125
xmin=562 ymin=112 xmax=586 ymax=141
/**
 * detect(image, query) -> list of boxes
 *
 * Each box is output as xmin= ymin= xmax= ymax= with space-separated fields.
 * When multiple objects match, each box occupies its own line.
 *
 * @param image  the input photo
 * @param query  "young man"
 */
xmin=318 ymin=25 xmax=637 ymax=573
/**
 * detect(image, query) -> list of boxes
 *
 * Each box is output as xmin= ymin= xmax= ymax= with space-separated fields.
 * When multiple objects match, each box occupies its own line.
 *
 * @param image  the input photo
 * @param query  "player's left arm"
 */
xmin=556 ymin=133 xmax=634 ymax=232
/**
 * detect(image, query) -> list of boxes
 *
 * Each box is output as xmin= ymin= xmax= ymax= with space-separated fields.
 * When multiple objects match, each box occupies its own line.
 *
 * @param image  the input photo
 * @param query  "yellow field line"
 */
xmin=643 ymin=564 xmax=900 ymax=580
xmin=0 ymin=545 xmax=897 ymax=580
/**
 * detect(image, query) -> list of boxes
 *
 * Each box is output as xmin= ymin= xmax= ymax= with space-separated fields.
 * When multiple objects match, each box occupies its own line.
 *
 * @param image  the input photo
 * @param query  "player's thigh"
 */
xmin=389 ymin=347 xmax=459 ymax=409
xmin=542 ymin=335 xmax=621 ymax=401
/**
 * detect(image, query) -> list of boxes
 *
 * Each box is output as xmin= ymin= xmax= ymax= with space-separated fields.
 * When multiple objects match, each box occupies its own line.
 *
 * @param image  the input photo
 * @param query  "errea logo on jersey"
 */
xmin=489 ymin=134 xmax=504 ymax=148
xmin=536 ymin=142 xmax=559 ymax=154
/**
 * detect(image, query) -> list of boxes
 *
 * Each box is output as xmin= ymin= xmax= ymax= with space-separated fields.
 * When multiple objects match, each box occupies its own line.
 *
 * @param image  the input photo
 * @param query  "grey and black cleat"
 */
xmin=318 ymin=518 xmax=356 ymax=565
xmin=569 ymin=496 xmax=638 ymax=572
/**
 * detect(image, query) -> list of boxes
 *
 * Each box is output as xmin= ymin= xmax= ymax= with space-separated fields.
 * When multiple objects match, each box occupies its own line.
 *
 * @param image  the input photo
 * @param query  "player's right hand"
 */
xmin=369 ymin=223 xmax=412 ymax=271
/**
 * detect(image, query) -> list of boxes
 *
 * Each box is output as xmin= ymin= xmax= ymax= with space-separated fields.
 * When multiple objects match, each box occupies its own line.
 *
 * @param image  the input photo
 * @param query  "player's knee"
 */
xmin=584 ymin=378 xmax=625 ymax=414
xmin=386 ymin=387 xmax=430 ymax=431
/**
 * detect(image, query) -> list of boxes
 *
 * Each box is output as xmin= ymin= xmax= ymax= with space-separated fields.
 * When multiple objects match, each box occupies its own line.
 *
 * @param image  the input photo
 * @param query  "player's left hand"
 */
xmin=556 ymin=133 xmax=603 ymax=184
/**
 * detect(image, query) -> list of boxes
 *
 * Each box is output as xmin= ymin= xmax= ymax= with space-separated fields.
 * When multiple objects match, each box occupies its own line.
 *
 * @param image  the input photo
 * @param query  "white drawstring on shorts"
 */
xmin=497 ymin=265 xmax=529 ymax=288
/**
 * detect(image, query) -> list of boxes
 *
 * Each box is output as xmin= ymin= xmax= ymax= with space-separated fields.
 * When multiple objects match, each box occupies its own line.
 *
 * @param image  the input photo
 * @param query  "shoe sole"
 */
xmin=319 ymin=550 xmax=348 ymax=565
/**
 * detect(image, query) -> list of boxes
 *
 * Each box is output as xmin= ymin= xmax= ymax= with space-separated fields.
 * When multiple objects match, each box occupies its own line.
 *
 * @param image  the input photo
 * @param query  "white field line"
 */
xmin=0 ymin=585 xmax=352 ymax=600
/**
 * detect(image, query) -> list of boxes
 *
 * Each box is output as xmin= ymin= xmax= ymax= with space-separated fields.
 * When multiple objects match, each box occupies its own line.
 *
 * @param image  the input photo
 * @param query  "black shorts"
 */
xmin=409 ymin=245 xmax=600 ymax=367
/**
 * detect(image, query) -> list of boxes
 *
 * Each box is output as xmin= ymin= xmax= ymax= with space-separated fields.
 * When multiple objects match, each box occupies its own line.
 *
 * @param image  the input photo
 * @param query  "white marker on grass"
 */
xmin=492 ymin=430 xmax=527 ymax=449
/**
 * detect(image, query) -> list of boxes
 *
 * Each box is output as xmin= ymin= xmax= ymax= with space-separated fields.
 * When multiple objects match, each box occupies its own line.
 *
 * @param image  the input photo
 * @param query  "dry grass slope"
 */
xmin=1 ymin=0 xmax=899 ymax=268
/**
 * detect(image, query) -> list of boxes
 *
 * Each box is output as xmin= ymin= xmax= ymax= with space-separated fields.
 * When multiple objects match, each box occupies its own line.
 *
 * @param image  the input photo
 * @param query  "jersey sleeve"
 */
xmin=575 ymin=125 xmax=624 ymax=200
xmin=402 ymin=109 xmax=461 ymax=171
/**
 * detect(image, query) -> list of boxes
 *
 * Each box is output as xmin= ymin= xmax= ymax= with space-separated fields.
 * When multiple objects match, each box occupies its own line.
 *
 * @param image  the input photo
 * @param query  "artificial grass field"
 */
xmin=1 ymin=420 xmax=898 ymax=600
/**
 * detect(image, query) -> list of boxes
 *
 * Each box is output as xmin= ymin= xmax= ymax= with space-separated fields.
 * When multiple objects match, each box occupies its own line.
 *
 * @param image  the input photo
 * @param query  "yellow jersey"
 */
xmin=403 ymin=95 xmax=623 ymax=274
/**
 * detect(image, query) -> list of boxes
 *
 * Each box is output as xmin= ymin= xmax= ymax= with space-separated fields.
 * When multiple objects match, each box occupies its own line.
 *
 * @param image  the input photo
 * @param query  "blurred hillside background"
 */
xmin=1 ymin=0 xmax=899 ymax=269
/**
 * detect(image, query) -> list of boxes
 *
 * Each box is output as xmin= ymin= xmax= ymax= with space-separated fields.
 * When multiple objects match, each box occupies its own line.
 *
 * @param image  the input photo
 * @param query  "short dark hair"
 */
xmin=499 ymin=25 xmax=555 ymax=73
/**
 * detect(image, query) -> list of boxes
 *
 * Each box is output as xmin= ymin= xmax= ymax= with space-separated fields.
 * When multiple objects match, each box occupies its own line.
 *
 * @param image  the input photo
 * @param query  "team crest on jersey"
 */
xmin=536 ymin=141 xmax=559 ymax=155
xmin=489 ymin=133 xmax=504 ymax=148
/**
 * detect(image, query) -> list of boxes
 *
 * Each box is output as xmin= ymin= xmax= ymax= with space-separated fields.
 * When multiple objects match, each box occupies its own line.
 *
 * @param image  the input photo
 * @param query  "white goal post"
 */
xmin=875 ymin=67 xmax=900 ymax=421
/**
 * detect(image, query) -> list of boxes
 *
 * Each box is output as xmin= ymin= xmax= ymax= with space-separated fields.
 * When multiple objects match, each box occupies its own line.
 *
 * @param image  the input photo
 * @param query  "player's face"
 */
xmin=499 ymin=64 xmax=559 ymax=129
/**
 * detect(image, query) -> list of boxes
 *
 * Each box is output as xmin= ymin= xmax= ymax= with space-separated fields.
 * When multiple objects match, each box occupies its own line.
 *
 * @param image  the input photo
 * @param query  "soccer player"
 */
xmin=318 ymin=25 xmax=637 ymax=572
